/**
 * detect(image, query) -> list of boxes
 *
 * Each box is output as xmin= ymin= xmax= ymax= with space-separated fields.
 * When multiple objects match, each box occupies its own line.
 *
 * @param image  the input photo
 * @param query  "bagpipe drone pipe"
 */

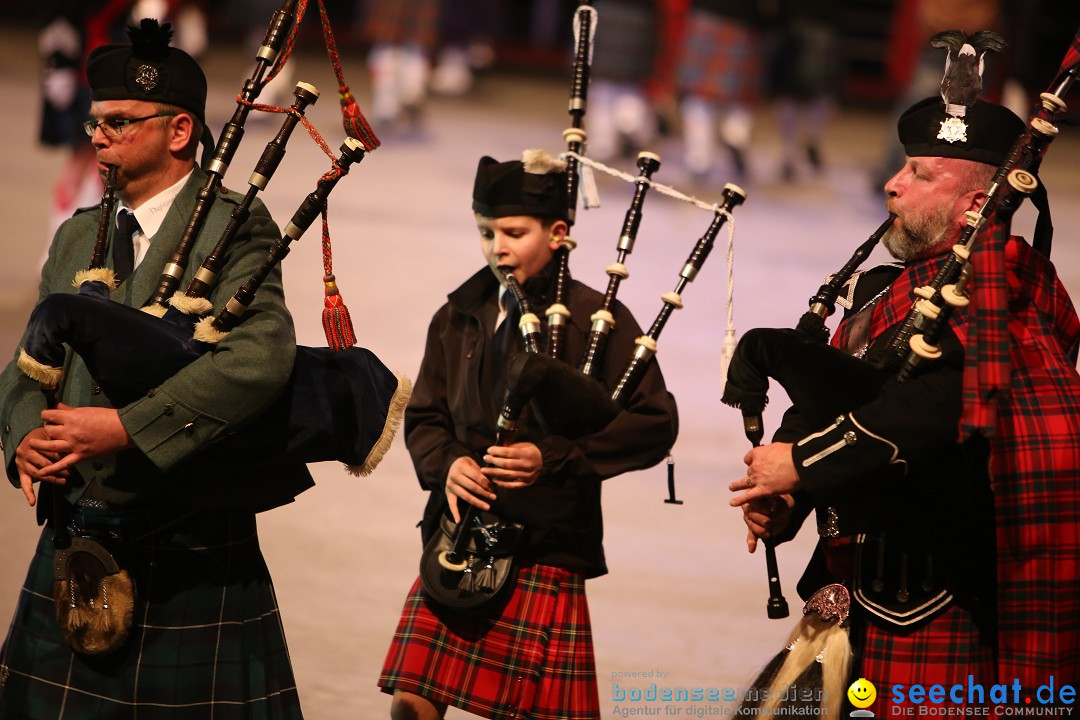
xmin=532 ymin=2 xmax=746 ymax=445
xmin=16 ymin=2 xmax=407 ymax=479
xmin=723 ymin=26 xmax=1080 ymax=715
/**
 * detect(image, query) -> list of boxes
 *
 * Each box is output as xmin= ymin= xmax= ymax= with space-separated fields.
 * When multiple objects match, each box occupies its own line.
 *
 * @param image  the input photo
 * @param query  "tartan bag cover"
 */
xmin=379 ymin=564 xmax=600 ymax=720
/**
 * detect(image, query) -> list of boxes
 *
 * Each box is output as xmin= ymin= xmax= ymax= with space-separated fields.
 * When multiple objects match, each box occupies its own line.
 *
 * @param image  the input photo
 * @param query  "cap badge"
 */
xmin=937 ymin=116 xmax=968 ymax=144
xmin=135 ymin=64 xmax=159 ymax=92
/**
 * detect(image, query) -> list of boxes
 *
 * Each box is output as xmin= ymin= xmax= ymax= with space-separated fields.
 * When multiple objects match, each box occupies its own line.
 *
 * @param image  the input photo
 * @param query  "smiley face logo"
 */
xmin=848 ymin=678 xmax=877 ymax=709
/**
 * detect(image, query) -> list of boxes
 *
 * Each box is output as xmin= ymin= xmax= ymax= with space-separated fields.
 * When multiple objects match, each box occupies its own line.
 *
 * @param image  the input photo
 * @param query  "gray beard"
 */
xmin=882 ymin=206 xmax=952 ymax=261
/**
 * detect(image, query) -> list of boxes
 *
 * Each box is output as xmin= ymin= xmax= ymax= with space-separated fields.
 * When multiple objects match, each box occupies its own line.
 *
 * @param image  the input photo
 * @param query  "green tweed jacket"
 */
xmin=0 ymin=167 xmax=312 ymax=511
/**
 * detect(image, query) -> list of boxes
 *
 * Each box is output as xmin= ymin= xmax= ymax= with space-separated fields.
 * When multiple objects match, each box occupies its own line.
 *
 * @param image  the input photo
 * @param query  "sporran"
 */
xmin=53 ymin=532 xmax=135 ymax=656
xmin=419 ymin=510 xmax=523 ymax=615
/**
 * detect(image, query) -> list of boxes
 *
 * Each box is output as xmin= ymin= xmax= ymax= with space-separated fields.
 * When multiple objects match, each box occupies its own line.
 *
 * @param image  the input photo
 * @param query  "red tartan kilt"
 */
xmin=379 ymin=564 xmax=600 ymax=720
xmin=860 ymin=604 xmax=995 ymax=713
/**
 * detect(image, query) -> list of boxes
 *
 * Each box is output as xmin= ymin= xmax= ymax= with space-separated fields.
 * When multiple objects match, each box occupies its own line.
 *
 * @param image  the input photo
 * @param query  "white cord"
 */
xmin=562 ymin=149 xmax=740 ymax=391
xmin=564 ymin=150 xmax=737 ymax=215
xmin=571 ymin=5 xmax=598 ymax=66
xmin=720 ymin=217 xmax=737 ymax=394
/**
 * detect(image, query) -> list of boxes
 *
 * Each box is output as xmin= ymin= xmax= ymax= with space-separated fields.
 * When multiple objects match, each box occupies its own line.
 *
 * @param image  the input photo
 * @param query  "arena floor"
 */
xmin=1 ymin=24 xmax=1078 ymax=718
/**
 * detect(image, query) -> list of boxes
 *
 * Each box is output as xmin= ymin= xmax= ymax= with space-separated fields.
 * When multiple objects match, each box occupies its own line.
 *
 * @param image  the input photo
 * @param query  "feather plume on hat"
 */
xmin=931 ymin=29 xmax=1008 ymax=113
xmin=896 ymin=29 xmax=1021 ymax=164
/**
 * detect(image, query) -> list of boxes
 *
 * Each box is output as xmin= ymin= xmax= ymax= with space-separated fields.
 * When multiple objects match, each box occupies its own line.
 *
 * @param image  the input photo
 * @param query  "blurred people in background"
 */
xmin=673 ymin=0 xmax=767 ymax=183
xmin=999 ymin=0 xmax=1080 ymax=118
xmin=430 ymin=0 xmax=499 ymax=96
xmin=131 ymin=0 xmax=208 ymax=59
xmin=765 ymin=0 xmax=843 ymax=183
xmin=587 ymin=0 xmax=661 ymax=163
xmin=225 ymin=0 xmax=299 ymax=109
xmin=363 ymin=0 xmax=441 ymax=133
xmin=38 ymin=0 xmax=131 ymax=239
xmin=872 ymin=0 xmax=1003 ymax=189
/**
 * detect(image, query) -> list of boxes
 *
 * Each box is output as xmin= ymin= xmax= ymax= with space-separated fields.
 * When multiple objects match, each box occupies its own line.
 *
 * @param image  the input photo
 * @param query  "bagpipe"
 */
xmin=17 ymin=0 xmax=408 ymax=481
xmin=724 ymin=27 xmax=1080 ymax=715
xmin=417 ymin=1 xmax=746 ymax=612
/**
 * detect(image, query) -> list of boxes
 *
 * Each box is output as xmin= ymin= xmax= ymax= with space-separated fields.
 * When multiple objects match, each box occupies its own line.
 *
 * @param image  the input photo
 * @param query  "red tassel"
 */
xmin=339 ymin=89 xmax=381 ymax=151
xmin=322 ymin=275 xmax=356 ymax=351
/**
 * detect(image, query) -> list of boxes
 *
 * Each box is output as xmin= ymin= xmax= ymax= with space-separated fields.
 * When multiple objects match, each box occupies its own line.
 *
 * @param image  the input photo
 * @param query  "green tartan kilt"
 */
xmin=0 ymin=509 xmax=302 ymax=719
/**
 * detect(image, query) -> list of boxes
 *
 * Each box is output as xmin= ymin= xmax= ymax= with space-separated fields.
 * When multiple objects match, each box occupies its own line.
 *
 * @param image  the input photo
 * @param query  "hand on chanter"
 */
xmin=15 ymin=426 xmax=68 ymax=506
xmin=445 ymin=455 xmax=497 ymax=523
xmin=481 ymin=441 xmax=542 ymax=490
xmin=738 ymin=494 xmax=796 ymax=553
xmin=728 ymin=441 xmax=799 ymax=509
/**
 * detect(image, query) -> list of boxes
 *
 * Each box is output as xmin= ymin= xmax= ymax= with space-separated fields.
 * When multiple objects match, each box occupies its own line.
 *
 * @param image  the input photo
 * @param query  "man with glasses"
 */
xmin=0 ymin=18 xmax=307 ymax=718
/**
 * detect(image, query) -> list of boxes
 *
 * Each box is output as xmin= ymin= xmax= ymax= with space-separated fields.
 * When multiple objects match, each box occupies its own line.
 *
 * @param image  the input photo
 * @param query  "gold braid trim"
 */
xmin=17 ymin=348 xmax=63 ymax=388
xmin=72 ymin=268 xmax=117 ymax=290
xmin=193 ymin=316 xmax=228 ymax=344
xmin=346 ymin=374 xmax=413 ymax=477
xmin=169 ymin=294 xmax=213 ymax=316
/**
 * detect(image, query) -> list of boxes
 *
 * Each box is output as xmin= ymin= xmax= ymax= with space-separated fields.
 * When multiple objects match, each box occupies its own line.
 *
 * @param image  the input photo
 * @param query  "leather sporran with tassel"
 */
xmin=419 ymin=511 xmax=523 ymax=615
xmin=53 ymin=534 xmax=136 ymax=656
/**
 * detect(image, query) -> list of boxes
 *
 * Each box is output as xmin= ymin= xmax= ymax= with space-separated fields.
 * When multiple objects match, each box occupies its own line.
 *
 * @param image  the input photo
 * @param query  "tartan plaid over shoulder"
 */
xmin=969 ymin=233 xmax=1080 ymax=683
xmin=833 ymin=255 xmax=971 ymax=352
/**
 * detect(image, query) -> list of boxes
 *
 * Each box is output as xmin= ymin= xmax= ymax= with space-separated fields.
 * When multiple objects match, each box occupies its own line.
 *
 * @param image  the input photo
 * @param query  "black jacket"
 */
xmin=405 ymin=262 xmax=678 ymax=578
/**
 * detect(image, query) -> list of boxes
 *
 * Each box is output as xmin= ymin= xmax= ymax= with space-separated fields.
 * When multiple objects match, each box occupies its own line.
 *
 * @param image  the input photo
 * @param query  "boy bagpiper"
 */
xmin=378 ymin=150 xmax=679 ymax=720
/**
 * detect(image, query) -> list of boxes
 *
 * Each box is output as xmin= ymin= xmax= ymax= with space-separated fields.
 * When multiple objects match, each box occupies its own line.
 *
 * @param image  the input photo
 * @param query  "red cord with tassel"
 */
xmin=245 ymin=0 xmax=373 ymax=351
xmin=314 ymin=0 xmax=381 ymax=151
xmin=320 ymin=212 xmax=356 ymax=351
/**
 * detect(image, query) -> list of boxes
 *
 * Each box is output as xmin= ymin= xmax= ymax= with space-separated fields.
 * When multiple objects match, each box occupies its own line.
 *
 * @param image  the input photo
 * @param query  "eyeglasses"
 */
xmin=83 ymin=113 xmax=176 ymax=139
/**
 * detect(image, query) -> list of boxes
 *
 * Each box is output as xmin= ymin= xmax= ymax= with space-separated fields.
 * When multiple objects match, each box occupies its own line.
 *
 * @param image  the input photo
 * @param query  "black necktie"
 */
xmin=113 ymin=210 xmax=139 ymax=283
xmin=491 ymin=291 xmax=521 ymax=411
xmin=493 ymin=291 xmax=520 ymax=366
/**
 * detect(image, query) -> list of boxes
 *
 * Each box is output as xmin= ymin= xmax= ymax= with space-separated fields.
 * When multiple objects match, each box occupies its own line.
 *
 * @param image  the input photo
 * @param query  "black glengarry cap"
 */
xmin=472 ymin=149 xmax=569 ymax=221
xmin=86 ymin=19 xmax=207 ymax=124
